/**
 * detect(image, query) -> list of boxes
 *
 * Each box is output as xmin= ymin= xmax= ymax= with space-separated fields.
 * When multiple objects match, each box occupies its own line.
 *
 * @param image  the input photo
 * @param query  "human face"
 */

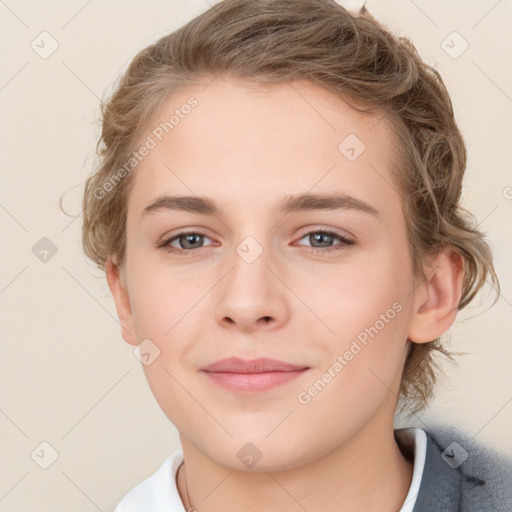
xmin=120 ymin=76 xmax=419 ymax=470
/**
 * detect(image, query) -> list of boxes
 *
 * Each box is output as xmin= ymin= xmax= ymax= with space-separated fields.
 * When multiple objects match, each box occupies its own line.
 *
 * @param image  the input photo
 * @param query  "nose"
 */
xmin=214 ymin=249 xmax=290 ymax=333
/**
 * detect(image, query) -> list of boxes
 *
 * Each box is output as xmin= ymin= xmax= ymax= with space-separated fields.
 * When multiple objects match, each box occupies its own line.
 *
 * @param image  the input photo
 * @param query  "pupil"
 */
xmin=312 ymin=233 xmax=332 ymax=247
xmin=183 ymin=234 xmax=202 ymax=249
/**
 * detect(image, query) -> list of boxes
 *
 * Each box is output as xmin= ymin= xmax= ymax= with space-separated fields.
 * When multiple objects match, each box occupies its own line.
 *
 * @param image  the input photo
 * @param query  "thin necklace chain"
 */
xmin=179 ymin=462 xmax=195 ymax=511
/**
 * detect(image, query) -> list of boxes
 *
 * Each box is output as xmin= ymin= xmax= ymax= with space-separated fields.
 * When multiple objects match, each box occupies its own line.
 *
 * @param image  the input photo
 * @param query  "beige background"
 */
xmin=1 ymin=0 xmax=511 ymax=510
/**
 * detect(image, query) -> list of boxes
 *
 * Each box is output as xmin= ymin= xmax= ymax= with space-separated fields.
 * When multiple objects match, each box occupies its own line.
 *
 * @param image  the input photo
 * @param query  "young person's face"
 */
xmin=114 ymin=77 xmax=425 ymax=470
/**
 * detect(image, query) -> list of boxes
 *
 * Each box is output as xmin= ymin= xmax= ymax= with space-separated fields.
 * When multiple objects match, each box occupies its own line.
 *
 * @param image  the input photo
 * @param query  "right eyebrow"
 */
xmin=142 ymin=195 xmax=220 ymax=216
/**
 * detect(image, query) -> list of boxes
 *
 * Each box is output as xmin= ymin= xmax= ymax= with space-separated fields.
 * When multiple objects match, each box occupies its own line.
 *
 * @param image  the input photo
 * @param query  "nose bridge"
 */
xmin=214 ymin=233 xmax=289 ymax=331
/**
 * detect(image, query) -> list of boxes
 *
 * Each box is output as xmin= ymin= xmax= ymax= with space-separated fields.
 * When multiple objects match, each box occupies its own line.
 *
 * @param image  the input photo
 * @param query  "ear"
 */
xmin=105 ymin=258 xmax=138 ymax=346
xmin=407 ymin=248 xmax=464 ymax=343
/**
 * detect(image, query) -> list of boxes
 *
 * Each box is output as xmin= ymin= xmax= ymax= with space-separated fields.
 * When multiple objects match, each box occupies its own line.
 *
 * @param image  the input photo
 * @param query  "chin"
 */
xmin=196 ymin=435 xmax=321 ymax=473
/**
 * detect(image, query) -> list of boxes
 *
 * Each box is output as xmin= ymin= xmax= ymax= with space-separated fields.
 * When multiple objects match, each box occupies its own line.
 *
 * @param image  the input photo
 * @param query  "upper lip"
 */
xmin=201 ymin=357 xmax=309 ymax=374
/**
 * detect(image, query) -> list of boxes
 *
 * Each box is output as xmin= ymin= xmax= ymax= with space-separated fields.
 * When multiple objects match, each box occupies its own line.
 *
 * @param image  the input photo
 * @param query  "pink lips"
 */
xmin=200 ymin=357 xmax=310 ymax=393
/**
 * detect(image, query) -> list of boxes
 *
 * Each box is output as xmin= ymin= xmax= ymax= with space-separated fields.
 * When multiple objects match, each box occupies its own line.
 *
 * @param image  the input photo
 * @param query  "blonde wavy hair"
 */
xmin=80 ymin=0 xmax=499 ymax=416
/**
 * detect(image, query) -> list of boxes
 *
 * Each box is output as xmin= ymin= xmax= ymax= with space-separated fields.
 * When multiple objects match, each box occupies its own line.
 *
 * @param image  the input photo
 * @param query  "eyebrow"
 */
xmin=142 ymin=192 xmax=380 ymax=219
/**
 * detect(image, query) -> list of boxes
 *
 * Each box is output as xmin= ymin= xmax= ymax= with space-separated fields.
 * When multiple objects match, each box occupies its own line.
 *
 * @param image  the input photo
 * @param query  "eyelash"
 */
xmin=158 ymin=229 xmax=355 ymax=255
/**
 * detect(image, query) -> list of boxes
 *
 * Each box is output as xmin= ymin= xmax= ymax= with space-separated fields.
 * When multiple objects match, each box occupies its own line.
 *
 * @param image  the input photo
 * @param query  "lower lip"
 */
xmin=201 ymin=369 xmax=309 ymax=392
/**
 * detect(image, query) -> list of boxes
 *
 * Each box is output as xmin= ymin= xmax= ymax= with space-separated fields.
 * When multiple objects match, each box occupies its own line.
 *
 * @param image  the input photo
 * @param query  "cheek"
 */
xmin=309 ymin=248 xmax=413 ymax=381
xmin=126 ymin=248 xmax=202 ymax=339
xmin=307 ymin=247 xmax=410 ymax=334
xmin=292 ymin=278 xmax=411 ymax=433
xmin=127 ymin=264 xmax=202 ymax=421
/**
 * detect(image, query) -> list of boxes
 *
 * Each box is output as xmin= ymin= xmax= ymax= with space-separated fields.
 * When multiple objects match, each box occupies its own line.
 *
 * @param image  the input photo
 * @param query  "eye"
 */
xmin=159 ymin=230 xmax=215 ymax=254
xmin=294 ymin=229 xmax=354 ymax=253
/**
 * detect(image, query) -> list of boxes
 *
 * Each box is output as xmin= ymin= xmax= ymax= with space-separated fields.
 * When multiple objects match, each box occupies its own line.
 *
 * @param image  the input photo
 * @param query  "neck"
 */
xmin=176 ymin=420 xmax=414 ymax=512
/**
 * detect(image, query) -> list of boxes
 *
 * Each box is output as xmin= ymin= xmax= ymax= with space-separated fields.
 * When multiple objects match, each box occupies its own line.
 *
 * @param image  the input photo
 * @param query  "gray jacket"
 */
xmin=397 ymin=424 xmax=512 ymax=511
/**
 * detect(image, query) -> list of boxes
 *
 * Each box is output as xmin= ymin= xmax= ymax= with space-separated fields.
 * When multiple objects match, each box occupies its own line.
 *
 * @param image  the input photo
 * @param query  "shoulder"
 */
xmin=414 ymin=423 xmax=512 ymax=512
xmin=113 ymin=450 xmax=184 ymax=512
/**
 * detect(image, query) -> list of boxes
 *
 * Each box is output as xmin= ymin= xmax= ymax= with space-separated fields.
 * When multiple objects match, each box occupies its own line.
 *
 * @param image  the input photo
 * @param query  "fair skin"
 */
xmin=106 ymin=76 xmax=463 ymax=511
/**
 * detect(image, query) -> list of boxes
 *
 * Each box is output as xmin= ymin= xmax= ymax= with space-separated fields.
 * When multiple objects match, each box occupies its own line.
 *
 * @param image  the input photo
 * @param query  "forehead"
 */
xmin=128 ymin=77 xmax=403 ymax=221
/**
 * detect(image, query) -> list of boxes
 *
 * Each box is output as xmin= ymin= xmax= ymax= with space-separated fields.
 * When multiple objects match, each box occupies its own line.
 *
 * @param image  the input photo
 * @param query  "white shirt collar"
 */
xmin=398 ymin=427 xmax=428 ymax=512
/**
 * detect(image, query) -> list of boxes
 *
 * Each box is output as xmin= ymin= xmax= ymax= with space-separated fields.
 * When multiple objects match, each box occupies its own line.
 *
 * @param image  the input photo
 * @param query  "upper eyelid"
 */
xmin=295 ymin=226 xmax=353 ymax=240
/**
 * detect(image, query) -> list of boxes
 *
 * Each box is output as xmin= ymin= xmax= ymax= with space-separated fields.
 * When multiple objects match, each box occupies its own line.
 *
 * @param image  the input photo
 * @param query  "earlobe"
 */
xmin=105 ymin=258 xmax=138 ymax=346
xmin=407 ymin=249 xmax=464 ymax=344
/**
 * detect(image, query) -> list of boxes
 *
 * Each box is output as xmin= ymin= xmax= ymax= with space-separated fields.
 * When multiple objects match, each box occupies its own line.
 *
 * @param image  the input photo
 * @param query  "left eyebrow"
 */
xmin=142 ymin=192 xmax=380 ymax=219
xmin=275 ymin=192 xmax=380 ymax=218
